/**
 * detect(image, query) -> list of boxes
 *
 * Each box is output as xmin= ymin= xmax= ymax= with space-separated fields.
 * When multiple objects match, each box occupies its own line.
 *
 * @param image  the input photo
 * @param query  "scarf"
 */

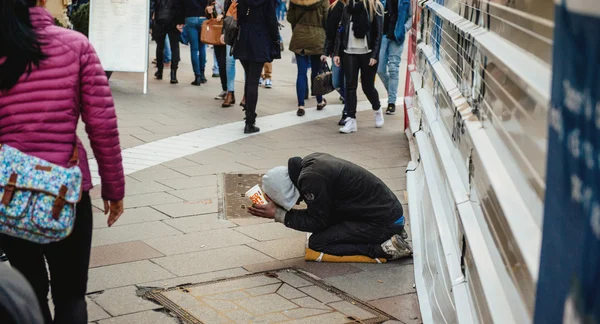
xmin=349 ymin=0 xmax=370 ymax=39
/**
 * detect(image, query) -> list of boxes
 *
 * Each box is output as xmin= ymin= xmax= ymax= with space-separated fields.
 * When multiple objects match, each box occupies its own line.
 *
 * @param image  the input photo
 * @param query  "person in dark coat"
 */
xmin=248 ymin=153 xmax=412 ymax=260
xmin=152 ymin=0 xmax=184 ymax=83
xmin=233 ymin=0 xmax=281 ymax=134
xmin=322 ymin=0 xmax=348 ymax=125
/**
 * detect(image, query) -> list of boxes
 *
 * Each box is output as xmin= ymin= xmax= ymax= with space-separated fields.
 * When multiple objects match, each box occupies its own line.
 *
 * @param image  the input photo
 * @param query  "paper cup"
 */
xmin=245 ymin=184 xmax=268 ymax=205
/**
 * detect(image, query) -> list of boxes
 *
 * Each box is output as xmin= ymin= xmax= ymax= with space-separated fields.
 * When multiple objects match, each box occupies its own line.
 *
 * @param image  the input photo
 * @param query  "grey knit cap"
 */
xmin=262 ymin=166 xmax=300 ymax=211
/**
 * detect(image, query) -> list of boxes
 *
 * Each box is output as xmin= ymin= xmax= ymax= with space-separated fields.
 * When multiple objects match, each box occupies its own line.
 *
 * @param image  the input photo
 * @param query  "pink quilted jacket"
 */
xmin=0 ymin=7 xmax=125 ymax=201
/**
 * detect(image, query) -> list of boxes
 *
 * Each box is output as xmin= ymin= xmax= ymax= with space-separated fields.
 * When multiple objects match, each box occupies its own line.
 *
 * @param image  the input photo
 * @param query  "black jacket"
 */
xmin=282 ymin=153 xmax=404 ymax=232
xmin=181 ymin=0 xmax=208 ymax=18
xmin=233 ymin=0 xmax=280 ymax=62
xmin=154 ymin=0 xmax=184 ymax=24
xmin=334 ymin=0 xmax=383 ymax=59
xmin=323 ymin=0 xmax=344 ymax=56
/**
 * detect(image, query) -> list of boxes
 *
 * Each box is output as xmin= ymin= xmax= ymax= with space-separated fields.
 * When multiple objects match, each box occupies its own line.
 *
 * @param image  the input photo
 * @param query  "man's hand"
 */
xmin=104 ymin=200 xmax=124 ymax=227
xmin=247 ymin=201 xmax=277 ymax=219
xmin=334 ymin=56 xmax=341 ymax=67
xmin=369 ymin=58 xmax=377 ymax=66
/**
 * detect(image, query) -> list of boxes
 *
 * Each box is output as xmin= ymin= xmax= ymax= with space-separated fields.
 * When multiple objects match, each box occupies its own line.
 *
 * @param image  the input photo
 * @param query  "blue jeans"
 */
xmin=164 ymin=35 xmax=171 ymax=63
xmin=295 ymin=54 xmax=323 ymax=107
xmin=213 ymin=47 xmax=220 ymax=74
xmin=184 ymin=17 xmax=207 ymax=75
xmin=226 ymin=45 xmax=236 ymax=92
xmin=331 ymin=58 xmax=346 ymax=114
xmin=377 ymin=37 xmax=404 ymax=104
xmin=276 ymin=3 xmax=287 ymax=21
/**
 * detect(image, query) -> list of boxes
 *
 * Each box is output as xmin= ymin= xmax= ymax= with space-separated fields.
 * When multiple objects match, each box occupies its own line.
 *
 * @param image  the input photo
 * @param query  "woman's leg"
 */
xmin=163 ymin=34 xmax=171 ymax=63
xmin=167 ymin=28 xmax=181 ymax=70
xmin=343 ymin=54 xmax=361 ymax=119
xmin=214 ymin=46 xmax=228 ymax=91
xmin=359 ymin=54 xmax=381 ymax=110
xmin=226 ymin=45 xmax=236 ymax=92
xmin=185 ymin=18 xmax=201 ymax=76
xmin=244 ymin=62 xmax=263 ymax=126
xmin=310 ymin=55 xmax=324 ymax=104
xmin=295 ymin=54 xmax=309 ymax=107
xmin=45 ymin=192 xmax=94 ymax=324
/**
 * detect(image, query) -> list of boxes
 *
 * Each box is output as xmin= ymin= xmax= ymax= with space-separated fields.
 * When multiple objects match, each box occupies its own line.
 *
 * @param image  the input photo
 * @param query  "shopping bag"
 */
xmin=311 ymin=62 xmax=335 ymax=96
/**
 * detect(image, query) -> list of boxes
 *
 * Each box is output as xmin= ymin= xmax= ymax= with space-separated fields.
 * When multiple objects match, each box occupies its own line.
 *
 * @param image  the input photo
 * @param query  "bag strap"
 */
xmin=69 ymin=145 xmax=79 ymax=167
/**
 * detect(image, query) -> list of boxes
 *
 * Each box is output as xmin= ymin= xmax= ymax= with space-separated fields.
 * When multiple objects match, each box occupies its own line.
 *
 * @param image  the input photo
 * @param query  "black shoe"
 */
xmin=244 ymin=124 xmax=260 ymax=134
xmin=339 ymin=96 xmax=345 ymax=104
xmin=338 ymin=115 xmax=348 ymax=126
xmin=200 ymin=72 xmax=208 ymax=84
xmin=212 ymin=73 xmax=220 ymax=78
xmin=154 ymin=69 xmax=163 ymax=80
xmin=170 ymin=69 xmax=178 ymax=84
xmin=386 ymin=103 xmax=396 ymax=115
xmin=191 ymin=75 xmax=202 ymax=86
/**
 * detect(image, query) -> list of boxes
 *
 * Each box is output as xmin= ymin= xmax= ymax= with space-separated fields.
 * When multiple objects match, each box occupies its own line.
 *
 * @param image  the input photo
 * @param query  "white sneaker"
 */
xmin=259 ymin=78 xmax=264 ymax=86
xmin=374 ymin=108 xmax=385 ymax=128
xmin=339 ymin=118 xmax=357 ymax=134
xmin=381 ymin=234 xmax=413 ymax=260
xmin=265 ymin=79 xmax=272 ymax=88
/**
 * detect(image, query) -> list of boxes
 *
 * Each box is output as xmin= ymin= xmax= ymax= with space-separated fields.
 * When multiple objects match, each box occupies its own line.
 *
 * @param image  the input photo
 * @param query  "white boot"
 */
xmin=381 ymin=234 xmax=412 ymax=260
xmin=339 ymin=118 xmax=357 ymax=134
xmin=374 ymin=108 xmax=385 ymax=128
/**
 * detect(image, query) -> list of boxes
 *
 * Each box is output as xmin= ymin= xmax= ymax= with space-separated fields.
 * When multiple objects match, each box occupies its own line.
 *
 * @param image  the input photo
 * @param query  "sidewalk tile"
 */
xmin=152 ymin=198 xmax=218 ymax=218
xmin=236 ymin=157 xmax=288 ymax=170
xmin=129 ymin=166 xmax=187 ymax=182
xmin=246 ymin=283 xmax=281 ymax=296
xmin=277 ymin=284 xmax=307 ymax=299
xmin=98 ymin=310 xmax=178 ymax=324
xmin=92 ymin=221 xmax=181 ymax=247
xmin=125 ymin=181 xmax=171 ymax=196
xmin=283 ymin=312 xmax=350 ymax=324
xmin=93 ymin=207 xmax=169 ymax=229
xmin=173 ymin=163 xmax=253 ymax=177
xmin=299 ymin=286 xmax=342 ymax=304
xmin=235 ymin=222 xmax=304 ymax=241
xmin=230 ymin=217 xmax=273 ymax=226
xmin=236 ymin=294 xmax=299 ymax=315
xmin=203 ymin=299 xmax=239 ymax=312
xmin=161 ymin=158 xmax=199 ymax=169
xmin=96 ymin=192 xmax=181 ymax=209
xmin=139 ymin=268 xmax=249 ymax=289
xmin=152 ymin=245 xmax=274 ymax=276
xmin=157 ymin=174 xmax=217 ymax=190
xmin=329 ymin=301 xmax=377 ymax=321
xmin=144 ymin=228 xmax=257 ymax=255
xmin=369 ymin=293 xmax=422 ymax=324
xmin=325 ymin=265 xmax=416 ymax=301
xmin=168 ymin=186 xmax=218 ymax=201
xmin=87 ymin=299 xmax=111 ymax=322
xmin=276 ymin=272 xmax=313 ymax=288
xmin=282 ymin=308 xmax=330 ymax=319
xmin=88 ymin=261 xmax=175 ymax=292
xmin=248 ymin=236 xmax=306 ymax=260
xmin=90 ymin=241 xmax=164 ymax=268
xmin=243 ymin=260 xmax=289 ymax=273
xmin=290 ymin=297 xmax=331 ymax=311
xmin=187 ymin=276 xmax=280 ymax=296
xmin=163 ymin=214 xmax=235 ymax=233
xmin=91 ymin=286 xmax=162 ymax=316
xmin=283 ymin=258 xmax=363 ymax=279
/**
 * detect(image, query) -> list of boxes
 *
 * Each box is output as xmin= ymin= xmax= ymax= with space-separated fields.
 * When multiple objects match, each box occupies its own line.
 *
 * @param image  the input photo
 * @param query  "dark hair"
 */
xmin=0 ymin=0 xmax=47 ymax=91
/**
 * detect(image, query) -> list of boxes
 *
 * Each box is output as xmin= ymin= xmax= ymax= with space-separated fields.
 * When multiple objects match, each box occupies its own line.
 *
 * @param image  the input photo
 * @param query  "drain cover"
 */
xmin=146 ymin=269 xmax=395 ymax=323
xmin=223 ymin=173 xmax=264 ymax=219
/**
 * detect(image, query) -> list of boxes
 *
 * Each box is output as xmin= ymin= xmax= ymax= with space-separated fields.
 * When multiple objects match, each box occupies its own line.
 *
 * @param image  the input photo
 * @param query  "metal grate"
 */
xmin=223 ymin=173 xmax=264 ymax=219
xmin=145 ymin=268 xmax=396 ymax=324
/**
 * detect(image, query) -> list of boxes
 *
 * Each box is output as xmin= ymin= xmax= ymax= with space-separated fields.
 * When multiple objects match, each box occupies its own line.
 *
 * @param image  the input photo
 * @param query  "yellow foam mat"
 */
xmin=304 ymin=248 xmax=387 ymax=263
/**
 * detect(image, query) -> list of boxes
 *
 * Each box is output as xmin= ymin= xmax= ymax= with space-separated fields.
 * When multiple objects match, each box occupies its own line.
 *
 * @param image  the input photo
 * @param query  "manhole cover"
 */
xmin=223 ymin=173 xmax=264 ymax=219
xmin=146 ymin=269 xmax=395 ymax=323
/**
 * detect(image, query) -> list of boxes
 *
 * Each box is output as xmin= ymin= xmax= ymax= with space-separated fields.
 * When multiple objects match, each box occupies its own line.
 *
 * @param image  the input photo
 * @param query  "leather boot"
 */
xmin=170 ymin=68 xmax=178 ymax=84
xmin=244 ymin=124 xmax=260 ymax=134
xmin=191 ymin=74 xmax=202 ymax=86
xmin=200 ymin=70 xmax=208 ymax=84
xmin=222 ymin=92 xmax=236 ymax=108
xmin=155 ymin=68 xmax=163 ymax=80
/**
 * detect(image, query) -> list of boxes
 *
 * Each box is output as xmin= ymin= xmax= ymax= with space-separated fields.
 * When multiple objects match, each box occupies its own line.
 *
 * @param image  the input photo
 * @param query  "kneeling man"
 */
xmin=248 ymin=153 xmax=412 ymax=260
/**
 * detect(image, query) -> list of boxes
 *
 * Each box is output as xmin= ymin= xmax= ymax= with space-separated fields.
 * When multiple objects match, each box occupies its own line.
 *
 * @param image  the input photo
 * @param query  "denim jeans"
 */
xmin=377 ymin=37 xmax=404 ymax=104
xmin=212 ymin=47 xmax=220 ymax=74
xmin=331 ymin=58 xmax=346 ymax=115
xmin=226 ymin=45 xmax=236 ymax=92
xmin=295 ymin=54 xmax=323 ymax=107
xmin=164 ymin=34 xmax=171 ymax=63
xmin=184 ymin=17 xmax=207 ymax=76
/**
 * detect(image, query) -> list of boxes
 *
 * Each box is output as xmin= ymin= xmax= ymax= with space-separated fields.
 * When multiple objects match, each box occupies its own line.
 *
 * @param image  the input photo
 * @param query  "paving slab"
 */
xmin=88 ymin=260 xmax=176 ymax=292
xmin=157 ymin=174 xmax=217 ymax=190
xmin=234 ymin=222 xmax=305 ymax=241
xmin=97 ymin=310 xmax=178 ymax=324
xmin=230 ymin=217 xmax=275 ymax=226
xmin=94 ymin=192 xmax=182 ymax=209
xmin=282 ymin=307 xmax=330 ymax=319
xmin=92 ymin=221 xmax=181 ymax=247
xmin=91 ymin=286 xmax=162 ymax=316
xmin=325 ymin=265 xmax=416 ymax=301
xmin=167 ymin=186 xmax=219 ymax=201
xmin=283 ymin=311 xmax=350 ymax=324
xmin=124 ymin=181 xmax=172 ymax=196
xmin=162 ymin=214 xmax=235 ymax=233
xmin=87 ymin=298 xmax=111 ymax=322
xmin=236 ymin=294 xmax=299 ymax=315
xmin=283 ymin=258 xmax=364 ymax=279
xmin=277 ymin=284 xmax=307 ymax=299
xmin=144 ymin=228 xmax=257 ymax=255
xmin=298 ymin=286 xmax=342 ymax=304
xmin=152 ymin=245 xmax=274 ymax=276
xmin=90 ymin=241 xmax=165 ymax=268
xmin=139 ymin=268 xmax=249 ymax=289
xmin=128 ymin=166 xmax=188 ymax=182
xmin=248 ymin=236 xmax=307 ymax=260
xmin=243 ymin=260 xmax=290 ymax=273
xmin=152 ymin=198 xmax=219 ymax=218
xmin=370 ymin=293 xmax=422 ymax=324
xmin=93 ymin=207 xmax=169 ymax=229
xmin=174 ymin=162 xmax=253 ymax=177
xmin=329 ymin=301 xmax=378 ymax=321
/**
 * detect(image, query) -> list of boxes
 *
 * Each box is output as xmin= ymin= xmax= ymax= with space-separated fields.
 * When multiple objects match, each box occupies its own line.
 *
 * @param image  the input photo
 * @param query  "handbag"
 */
xmin=0 ymin=144 xmax=82 ymax=244
xmin=311 ymin=62 xmax=335 ymax=96
xmin=201 ymin=18 xmax=225 ymax=46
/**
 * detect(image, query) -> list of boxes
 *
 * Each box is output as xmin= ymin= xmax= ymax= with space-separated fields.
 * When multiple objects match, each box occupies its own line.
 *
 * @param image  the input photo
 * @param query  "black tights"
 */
xmin=0 ymin=193 xmax=93 ymax=324
xmin=241 ymin=60 xmax=265 ymax=126
xmin=214 ymin=45 xmax=228 ymax=92
xmin=343 ymin=53 xmax=381 ymax=118
xmin=153 ymin=23 xmax=180 ymax=70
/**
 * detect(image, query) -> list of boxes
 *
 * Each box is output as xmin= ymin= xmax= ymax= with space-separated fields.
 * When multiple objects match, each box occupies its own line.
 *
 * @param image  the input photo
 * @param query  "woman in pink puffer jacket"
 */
xmin=0 ymin=0 xmax=125 ymax=322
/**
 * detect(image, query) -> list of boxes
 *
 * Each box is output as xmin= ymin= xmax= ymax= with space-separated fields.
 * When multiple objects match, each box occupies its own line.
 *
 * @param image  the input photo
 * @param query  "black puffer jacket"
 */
xmin=334 ymin=0 xmax=383 ymax=59
xmin=154 ymin=0 xmax=184 ymax=24
xmin=323 ymin=0 xmax=345 ymax=56
xmin=282 ymin=153 xmax=404 ymax=232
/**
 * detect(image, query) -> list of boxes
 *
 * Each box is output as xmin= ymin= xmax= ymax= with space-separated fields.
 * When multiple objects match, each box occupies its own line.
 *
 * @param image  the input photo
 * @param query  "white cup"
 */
xmin=245 ymin=184 xmax=268 ymax=205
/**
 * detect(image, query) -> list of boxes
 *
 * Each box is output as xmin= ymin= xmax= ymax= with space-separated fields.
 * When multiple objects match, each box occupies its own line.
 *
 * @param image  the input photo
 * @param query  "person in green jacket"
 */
xmin=288 ymin=0 xmax=329 ymax=117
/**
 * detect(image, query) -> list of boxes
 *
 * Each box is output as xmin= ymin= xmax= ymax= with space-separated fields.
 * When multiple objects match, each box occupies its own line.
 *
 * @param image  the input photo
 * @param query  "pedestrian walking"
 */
xmin=0 ymin=1 xmax=125 ymax=322
xmin=260 ymin=63 xmax=274 ymax=88
xmin=288 ymin=0 xmax=329 ymax=116
xmin=233 ymin=0 xmax=281 ymax=134
xmin=153 ymin=0 xmax=184 ymax=83
xmin=334 ymin=0 xmax=384 ymax=133
xmin=322 ymin=0 xmax=348 ymax=125
xmin=222 ymin=0 xmax=238 ymax=107
xmin=182 ymin=0 xmax=210 ymax=85
xmin=377 ymin=0 xmax=411 ymax=115
xmin=207 ymin=1 xmax=229 ymax=100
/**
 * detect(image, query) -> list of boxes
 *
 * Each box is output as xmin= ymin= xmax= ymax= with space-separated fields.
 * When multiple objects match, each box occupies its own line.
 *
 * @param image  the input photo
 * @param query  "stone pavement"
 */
xmin=81 ymin=26 xmax=420 ymax=324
